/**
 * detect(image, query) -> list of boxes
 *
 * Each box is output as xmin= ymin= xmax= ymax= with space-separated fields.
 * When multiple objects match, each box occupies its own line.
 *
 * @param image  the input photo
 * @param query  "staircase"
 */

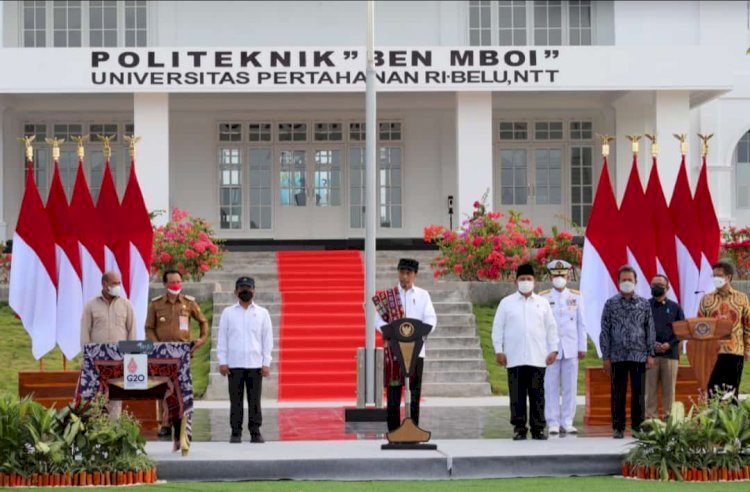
xmin=203 ymin=250 xmax=491 ymax=400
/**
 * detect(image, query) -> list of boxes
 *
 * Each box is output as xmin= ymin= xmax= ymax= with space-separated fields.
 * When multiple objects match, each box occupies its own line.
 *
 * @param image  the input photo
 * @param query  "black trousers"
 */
xmin=611 ymin=361 xmax=646 ymax=432
xmin=707 ymin=354 xmax=744 ymax=399
xmin=508 ymin=365 xmax=546 ymax=434
xmin=386 ymin=357 xmax=424 ymax=432
xmin=227 ymin=368 xmax=263 ymax=436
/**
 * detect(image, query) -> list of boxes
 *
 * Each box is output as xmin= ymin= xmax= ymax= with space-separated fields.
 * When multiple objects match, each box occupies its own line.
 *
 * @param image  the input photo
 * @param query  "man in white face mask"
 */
xmin=80 ymin=271 xmax=136 ymax=419
xmin=600 ymin=265 xmax=655 ymax=439
xmin=492 ymin=263 xmax=559 ymax=440
xmin=539 ymin=260 xmax=587 ymax=435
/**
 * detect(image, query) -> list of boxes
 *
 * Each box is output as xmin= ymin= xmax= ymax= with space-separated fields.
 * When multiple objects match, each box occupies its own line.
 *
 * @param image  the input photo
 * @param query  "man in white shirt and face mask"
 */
xmin=492 ymin=263 xmax=559 ymax=440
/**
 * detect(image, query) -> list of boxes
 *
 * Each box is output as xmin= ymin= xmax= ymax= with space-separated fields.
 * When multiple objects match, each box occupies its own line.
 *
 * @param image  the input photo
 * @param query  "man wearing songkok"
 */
xmin=217 ymin=276 xmax=273 ymax=444
xmin=374 ymin=258 xmax=437 ymax=433
xmin=493 ymin=263 xmax=559 ymax=440
xmin=600 ymin=265 xmax=655 ymax=439
xmin=645 ymin=274 xmax=684 ymax=419
xmin=699 ymin=260 xmax=750 ymax=398
xmin=540 ymin=259 xmax=587 ymax=435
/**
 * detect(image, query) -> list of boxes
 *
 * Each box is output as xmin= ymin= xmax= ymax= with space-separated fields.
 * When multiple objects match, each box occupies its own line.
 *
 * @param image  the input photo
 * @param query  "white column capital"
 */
xmin=455 ymin=91 xmax=493 ymax=225
xmin=133 ymin=93 xmax=170 ymax=227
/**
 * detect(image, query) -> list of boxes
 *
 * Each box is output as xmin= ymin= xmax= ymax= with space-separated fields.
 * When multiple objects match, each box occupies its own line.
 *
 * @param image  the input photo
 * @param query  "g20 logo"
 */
xmin=126 ymin=374 xmax=146 ymax=383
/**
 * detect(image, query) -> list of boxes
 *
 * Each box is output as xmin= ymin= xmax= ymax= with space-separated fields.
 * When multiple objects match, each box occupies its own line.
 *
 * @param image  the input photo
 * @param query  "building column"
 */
xmin=612 ymin=91 xmax=653 ymax=203
xmin=455 ymin=91 xmax=493 ymax=222
xmin=0 ymin=103 xmax=7 ymax=243
xmin=133 ymin=93 xmax=170 ymax=226
xmin=653 ymin=91 xmax=691 ymax=203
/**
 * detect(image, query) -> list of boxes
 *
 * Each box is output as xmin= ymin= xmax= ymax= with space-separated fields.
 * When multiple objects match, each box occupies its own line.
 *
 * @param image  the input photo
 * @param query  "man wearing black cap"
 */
xmin=373 ymin=258 xmax=437 ymax=432
xmin=217 ymin=276 xmax=274 ymax=443
xmin=492 ymin=263 xmax=559 ymax=440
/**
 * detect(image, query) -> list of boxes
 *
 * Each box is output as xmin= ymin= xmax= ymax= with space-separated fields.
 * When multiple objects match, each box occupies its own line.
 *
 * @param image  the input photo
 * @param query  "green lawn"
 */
xmin=0 ymin=301 xmax=212 ymax=399
xmin=475 ymin=304 xmax=750 ymax=395
xmin=13 ymin=477 xmax=750 ymax=491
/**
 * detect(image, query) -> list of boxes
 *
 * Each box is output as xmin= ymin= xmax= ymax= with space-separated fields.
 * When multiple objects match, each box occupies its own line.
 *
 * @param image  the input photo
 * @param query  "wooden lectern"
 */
xmin=671 ymin=317 xmax=734 ymax=392
xmin=380 ymin=318 xmax=436 ymax=450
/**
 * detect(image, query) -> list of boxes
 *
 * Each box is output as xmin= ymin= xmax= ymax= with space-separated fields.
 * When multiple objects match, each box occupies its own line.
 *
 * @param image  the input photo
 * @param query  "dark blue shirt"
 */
xmin=649 ymin=298 xmax=685 ymax=359
xmin=600 ymin=294 xmax=656 ymax=363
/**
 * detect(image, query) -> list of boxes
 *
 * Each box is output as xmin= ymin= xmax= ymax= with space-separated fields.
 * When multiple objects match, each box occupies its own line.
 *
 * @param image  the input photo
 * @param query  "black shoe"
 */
xmin=250 ymin=432 xmax=265 ymax=443
xmin=229 ymin=434 xmax=241 ymax=443
xmin=513 ymin=430 xmax=527 ymax=441
xmin=613 ymin=430 xmax=624 ymax=439
xmin=157 ymin=427 xmax=172 ymax=441
xmin=531 ymin=432 xmax=548 ymax=440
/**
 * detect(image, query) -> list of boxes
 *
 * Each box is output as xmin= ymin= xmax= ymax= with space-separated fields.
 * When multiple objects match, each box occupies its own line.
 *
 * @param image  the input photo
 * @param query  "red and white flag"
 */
xmin=70 ymin=161 xmax=106 ymax=305
xmin=96 ymin=162 xmax=129 ymax=296
xmin=122 ymin=160 xmax=153 ymax=340
xmin=619 ymin=154 xmax=657 ymax=299
xmin=580 ymin=157 xmax=627 ymax=355
xmin=694 ymin=154 xmax=721 ymax=290
xmin=669 ymin=156 xmax=705 ymax=317
xmin=46 ymin=162 xmax=83 ymax=359
xmin=9 ymin=162 xmax=58 ymax=359
xmin=645 ymin=156 xmax=681 ymax=304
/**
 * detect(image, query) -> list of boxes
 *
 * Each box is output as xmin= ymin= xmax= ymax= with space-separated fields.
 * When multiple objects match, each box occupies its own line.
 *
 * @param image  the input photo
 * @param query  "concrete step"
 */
xmin=424 ymin=348 xmax=484 ymax=359
xmin=423 ymin=359 xmax=486 ymax=372
xmin=421 ymin=382 xmax=492 ymax=397
xmin=427 ymin=337 xmax=482 ymax=349
xmin=423 ymin=370 xmax=488 ymax=383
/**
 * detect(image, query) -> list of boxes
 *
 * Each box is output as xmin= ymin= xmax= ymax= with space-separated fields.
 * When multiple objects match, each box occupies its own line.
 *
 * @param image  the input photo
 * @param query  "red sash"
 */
xmin=373 ymin=287 xmax=410 ymax=387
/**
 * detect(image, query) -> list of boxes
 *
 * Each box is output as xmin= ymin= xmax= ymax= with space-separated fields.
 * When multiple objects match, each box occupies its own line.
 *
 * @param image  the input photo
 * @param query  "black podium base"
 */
xmin=344 ymin=407 xmax=387 ymax=422
xmin=381 ymin=443 xmax=438 ymax=450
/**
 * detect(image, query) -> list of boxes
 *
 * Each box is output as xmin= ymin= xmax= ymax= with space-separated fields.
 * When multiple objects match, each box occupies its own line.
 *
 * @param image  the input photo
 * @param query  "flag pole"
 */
xmin=364 ymin=0 xmax=377 ymax=405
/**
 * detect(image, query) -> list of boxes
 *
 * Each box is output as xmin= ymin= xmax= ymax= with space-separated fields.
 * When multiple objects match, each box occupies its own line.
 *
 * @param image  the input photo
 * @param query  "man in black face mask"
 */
xmin=216 ymin=276 xmax=273 ymax=443
xmin=645 ymin=275 xmax=684 ymax=419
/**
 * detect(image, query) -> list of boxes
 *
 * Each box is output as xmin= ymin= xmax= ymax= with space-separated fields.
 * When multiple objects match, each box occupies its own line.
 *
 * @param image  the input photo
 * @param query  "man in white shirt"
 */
xmin=217 ymin=276 xmax=273 ymax=444
xmin=539 ymin=260 xmax=587 ymax=435
xmin=492 ymin=263 xmax=559 ymax=440
xmin=374 ymin=258 xmax=437 ymax=432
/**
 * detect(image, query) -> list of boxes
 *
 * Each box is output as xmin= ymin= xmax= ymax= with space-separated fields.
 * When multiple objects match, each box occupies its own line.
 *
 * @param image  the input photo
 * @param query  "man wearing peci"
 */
xmin=493 ymin=263 xmax=559 ymax=440
xmin=217 ymin=276 xmax=273 ymax=443
xmin=80 ymin=271 xmax=136 ymax=419
xmin=374 ymin=258 xmax=437 ymax=433
xmin=539 ymin=260 xmax=587 ymax=435
xmin=600 ymin=265 xmax=655 ymax=438
xmin=145 ymin=269 xmax=209 ymax=440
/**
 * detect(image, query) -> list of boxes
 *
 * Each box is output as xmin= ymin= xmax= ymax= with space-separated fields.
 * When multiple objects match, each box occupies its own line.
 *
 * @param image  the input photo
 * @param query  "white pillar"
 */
xmin=653 ymin=91 xmax=691 ymax=202
xmin=133 ymin=93 xmax=170 ymax=226
xmin=612 ymin=91 xmax=652 ymax=203
xmin=0 ymin=103 xmax=7 ymax=243
xmin=455 ymin=91 xmax=493 ymax=221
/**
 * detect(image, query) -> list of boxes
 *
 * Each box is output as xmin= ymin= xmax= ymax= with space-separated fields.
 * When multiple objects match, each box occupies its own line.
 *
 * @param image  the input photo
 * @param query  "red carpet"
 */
xmin=276 ymin=251 xmax=377 ymax=401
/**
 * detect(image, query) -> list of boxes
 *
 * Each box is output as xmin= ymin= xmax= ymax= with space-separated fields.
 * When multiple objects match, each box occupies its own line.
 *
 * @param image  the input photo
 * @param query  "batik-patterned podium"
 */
xmin=380 ymin=318 xmax=436 ymax=451
xmin=75 ymin=341 xmax=194 ymax=456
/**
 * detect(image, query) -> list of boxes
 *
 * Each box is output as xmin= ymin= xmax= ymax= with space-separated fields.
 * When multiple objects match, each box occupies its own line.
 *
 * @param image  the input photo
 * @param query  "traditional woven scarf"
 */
xmin=373 ymin=287 xmax=407 ymax=387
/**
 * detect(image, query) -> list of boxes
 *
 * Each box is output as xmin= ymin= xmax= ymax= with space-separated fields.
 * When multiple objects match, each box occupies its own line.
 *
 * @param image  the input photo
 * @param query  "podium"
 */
xmin=75 ymin=341 xmax=194 ymax=456
xmin=672 ymin=317 xmax=734 ymax=392
xmin=380 ymin=318 xmax=436 ymax=450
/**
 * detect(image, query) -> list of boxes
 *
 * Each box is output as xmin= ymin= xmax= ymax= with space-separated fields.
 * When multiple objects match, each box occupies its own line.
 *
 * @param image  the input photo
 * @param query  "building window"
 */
xmin=468 ymin=0 xmax=592 ymax=46
xmin=278 ymin=123 xmax=308 ymax=142
xmin=248 ymin=148 xmax=272 ymax=229
xmin=279 ymin=150 xmax=307 ymax=206
xmin=570 ymin=120 xmax=593 ymax=140
xmin=89 ymin=0 xmax=118 ymax=47
xmin=535 ymin=148 xmax=562 ymax=204
xmin=124 ymin=0 xmax=148 ymax=47
xmin=534 ymin=121 xmax=563 ymax=140
xmin=89 ymin=123 xmax=118 ymax=141
xmin=349 ymin=146 xmax=403 ymax=229
xmin=571 ymin=145 xmax=593 ymax=225
xmin=499 ymin=121 xmax=528 ymax=140
xmin=349 ymin=147 xmax=365 ymax=228
xmin=22 ymin=0 xmax=148 ymax=47
xmin=379 ymin=122 xmax=402 ymax=141
xmin=313 ymin=149 xmax=342 ymax=206
xmin=219 ymin=148 xmax=242 ymax=229
xmin=58 ymin=149 xmax=79 ymax=199
xmin=735 ymin=131 xmax=750 ymax=209
xmin=219 ymin=122 xmax=243 ymax=142
xmin=349 ymin=123 xmax=366 ymax=141
xmin=23 ymin=1 xmax=46 ymax=47
xmin=500 ymin=149 xmax=528 ymax=205
xmin=53 ymin=123 xmax=84 ymax=140
xmin=314 ymin=122 xmax=343 ymax=141
xmin=248 ymin=123 xmax=272 ymax=142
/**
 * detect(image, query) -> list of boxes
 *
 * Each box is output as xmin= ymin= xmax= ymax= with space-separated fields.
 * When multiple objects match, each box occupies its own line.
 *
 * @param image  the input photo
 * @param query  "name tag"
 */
xmin=179 ymin=315 xmax=189 ymax=332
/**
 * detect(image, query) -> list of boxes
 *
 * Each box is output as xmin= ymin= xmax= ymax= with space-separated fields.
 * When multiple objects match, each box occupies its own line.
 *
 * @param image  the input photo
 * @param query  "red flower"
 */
xmin=473 ymin=201 xmax=481 ymax=208
xmin=453 ymin=264 xmax=463 ymax=274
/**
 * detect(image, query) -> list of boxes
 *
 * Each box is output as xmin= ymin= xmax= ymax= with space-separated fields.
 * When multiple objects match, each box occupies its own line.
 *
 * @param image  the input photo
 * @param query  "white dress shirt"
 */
xmin=217 ymin=302 xmax=274 ymax=369
xmin=492 ymin=292 xmax=559 ymax=368
xmin=540 ymin=288 xmax=587 ymax=359
xmin=375 ymin=284 xmax=437 ymax=358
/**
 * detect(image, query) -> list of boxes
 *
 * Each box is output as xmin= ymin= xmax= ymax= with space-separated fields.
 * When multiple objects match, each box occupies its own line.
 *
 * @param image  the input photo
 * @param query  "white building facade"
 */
xmin=0 ymin=0 xmax=748 ymax=245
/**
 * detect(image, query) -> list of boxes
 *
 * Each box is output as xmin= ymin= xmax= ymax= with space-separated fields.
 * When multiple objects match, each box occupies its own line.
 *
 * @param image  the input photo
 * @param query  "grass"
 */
xmin=16 ymin=477 xmax=750 ymax=491
xmin=0 ymin=301 xmax=213 ymax=399
xmin=475 ymin=303 xmax=750 ymax=395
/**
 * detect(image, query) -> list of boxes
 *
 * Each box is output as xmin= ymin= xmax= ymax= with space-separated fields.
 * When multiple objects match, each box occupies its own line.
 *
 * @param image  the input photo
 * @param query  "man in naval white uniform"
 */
xmin=539 ymin=260 xmax=587 ymax=435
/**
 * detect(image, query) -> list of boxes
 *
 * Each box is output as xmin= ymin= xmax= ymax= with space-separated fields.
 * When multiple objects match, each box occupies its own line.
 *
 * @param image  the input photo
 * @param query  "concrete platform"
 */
xmin=148 ymin=437 xmax=632 ymax=481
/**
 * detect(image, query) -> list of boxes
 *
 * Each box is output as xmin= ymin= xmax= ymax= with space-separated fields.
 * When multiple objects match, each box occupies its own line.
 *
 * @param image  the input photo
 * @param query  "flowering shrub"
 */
xmin=0 ymin=253 xmax=10 ymax=284
xmin=534 ymin=227 xmax=582 ymax=276
xmin=720 ymin=226 xmax=750 ymax=279
xmin=151 ymin=208 xmax=224 ymax=282
xmin=424 ymin=200 xmax=548 ymax=281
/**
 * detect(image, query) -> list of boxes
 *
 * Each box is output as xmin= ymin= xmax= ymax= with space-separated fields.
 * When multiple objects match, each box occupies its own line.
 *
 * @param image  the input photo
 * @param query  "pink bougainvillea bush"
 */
xmin=721 ymin=226 xmax=750 ymax=279
xmin=151 ymin=208 xmax=224 ymax=282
